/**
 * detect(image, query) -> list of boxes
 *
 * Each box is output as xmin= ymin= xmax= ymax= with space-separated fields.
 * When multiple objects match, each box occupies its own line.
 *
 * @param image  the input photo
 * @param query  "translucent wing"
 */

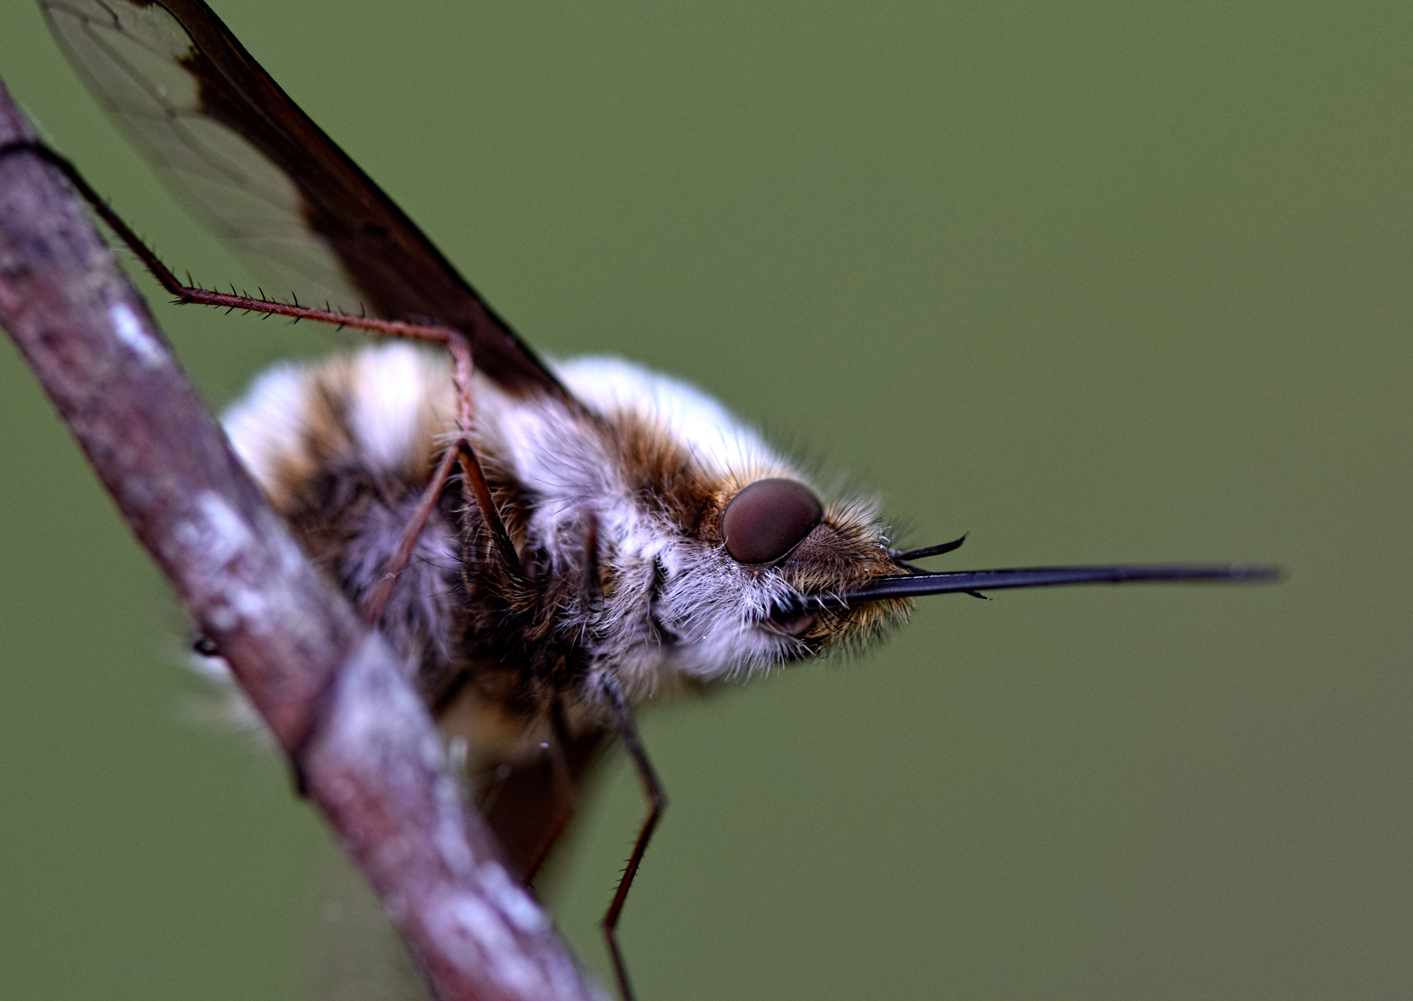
xmin=40 ymin=0 xmax=565 ymax=398
xmin=306 ymin=731 xmax=608 ymax=1001
xmin=307 ymin=851 xmax=436 ymax=1001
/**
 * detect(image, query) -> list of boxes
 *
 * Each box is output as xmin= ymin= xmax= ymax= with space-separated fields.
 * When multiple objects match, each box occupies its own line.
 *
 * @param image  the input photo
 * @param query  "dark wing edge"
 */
xmin=40 ymin=0 xmax=566 ymax=398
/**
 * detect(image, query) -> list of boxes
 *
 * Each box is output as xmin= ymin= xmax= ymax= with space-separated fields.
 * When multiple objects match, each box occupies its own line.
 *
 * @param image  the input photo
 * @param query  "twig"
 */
xmin=0 ymin=77 xmax=601 ymax=1001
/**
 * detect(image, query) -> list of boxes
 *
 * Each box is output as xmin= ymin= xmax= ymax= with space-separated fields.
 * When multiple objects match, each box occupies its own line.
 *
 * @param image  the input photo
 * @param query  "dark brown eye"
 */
xmin=722 ymin=478 xmax=823 ymax=565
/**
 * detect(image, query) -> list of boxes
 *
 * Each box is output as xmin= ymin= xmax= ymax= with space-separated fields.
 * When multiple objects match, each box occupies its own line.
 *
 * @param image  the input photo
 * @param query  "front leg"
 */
xmin=0 ymin=141 xmax=468 ymax=346
xmin=600 ymin=675 xmax=667 ymax=1001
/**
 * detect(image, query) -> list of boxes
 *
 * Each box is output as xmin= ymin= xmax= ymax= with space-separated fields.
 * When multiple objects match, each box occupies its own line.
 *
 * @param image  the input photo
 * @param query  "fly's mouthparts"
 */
xmin=762 ymin=598 xmax=820 ymax=637
xmin=808 ymin=563 xmax=1281 ymax=609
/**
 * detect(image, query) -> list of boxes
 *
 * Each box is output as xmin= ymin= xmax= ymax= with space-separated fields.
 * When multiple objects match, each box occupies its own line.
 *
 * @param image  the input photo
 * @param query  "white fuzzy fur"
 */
xmin=555 ymin=356 xmax=783 ymax=479
xmin=221 ymin=361 xmax=311 ymax=489
xmin=479 ymin=356 xmax=815 ymax=691
xmin=349 ymin=344 xmax=431 ymax=473
xmin=225 ymin=345 xmax=829 ymax=698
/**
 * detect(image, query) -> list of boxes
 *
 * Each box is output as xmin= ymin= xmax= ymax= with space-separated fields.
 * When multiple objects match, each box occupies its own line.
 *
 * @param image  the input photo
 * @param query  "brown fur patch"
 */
xmin=596 ymin=411 xmax=726 ymax=539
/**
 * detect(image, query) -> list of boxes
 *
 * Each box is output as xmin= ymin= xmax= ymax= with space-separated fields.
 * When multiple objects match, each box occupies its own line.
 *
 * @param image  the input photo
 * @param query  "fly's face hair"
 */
xmin=225 ymin=343 xmax=912 ymax=726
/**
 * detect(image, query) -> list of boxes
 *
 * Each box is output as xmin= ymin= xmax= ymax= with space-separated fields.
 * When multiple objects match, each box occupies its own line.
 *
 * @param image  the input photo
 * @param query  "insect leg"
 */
xmin=292 ymin=475 xmax=508 ymax=791
xmin=358 ymin=440 xmax=463 ymax=625
xmin=363 ymin=336 xmax=524 ymax=629
xmin=360 ymin=327 xmax=486 ymax=623
xmin=3 ymin=138 xmax=522 ymax=613
xmin=600 ymin=675 xmax=667 ymax=1001
xmin=502 ymin=513 xmax=608 ymax=884
xmin=0 ymin=141 xmax=460 ymax=345
xmin=511 ymin=512 xmax=602 ymax=879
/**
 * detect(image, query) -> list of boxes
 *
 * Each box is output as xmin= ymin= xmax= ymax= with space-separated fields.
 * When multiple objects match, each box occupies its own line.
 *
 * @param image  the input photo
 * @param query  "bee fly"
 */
xmin=19 ymin=0 xmax=1277 ymax=997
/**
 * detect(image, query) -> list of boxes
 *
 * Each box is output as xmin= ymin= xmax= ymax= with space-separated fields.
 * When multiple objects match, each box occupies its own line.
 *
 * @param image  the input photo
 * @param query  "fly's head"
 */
xmin=621 ymin=453 xmax=915 ymax=683
xmin=530 ymin=357 xmax=1274 ymax=697
xmin=701 ymin=475 xmax=912 ymax=666
xmin=529 ymin=357 xmax=917 ymax=687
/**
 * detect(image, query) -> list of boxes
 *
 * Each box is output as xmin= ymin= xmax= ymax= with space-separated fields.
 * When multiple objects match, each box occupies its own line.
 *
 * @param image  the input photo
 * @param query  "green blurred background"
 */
xmin=1 ymin=1 xmax=1409 ymax=998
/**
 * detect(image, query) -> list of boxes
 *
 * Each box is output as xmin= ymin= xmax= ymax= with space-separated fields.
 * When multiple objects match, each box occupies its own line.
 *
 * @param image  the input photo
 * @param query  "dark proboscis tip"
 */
xmin=816 ymin=563 xmax=1281 ymax=609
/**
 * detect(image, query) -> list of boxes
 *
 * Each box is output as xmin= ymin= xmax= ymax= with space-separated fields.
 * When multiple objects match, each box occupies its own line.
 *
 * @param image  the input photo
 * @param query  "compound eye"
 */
xmin=722 ymin=478 xmax=823 ymax=565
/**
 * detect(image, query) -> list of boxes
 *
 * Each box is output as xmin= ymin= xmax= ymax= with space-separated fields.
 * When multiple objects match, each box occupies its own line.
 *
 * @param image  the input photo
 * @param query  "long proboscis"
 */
xmin=824 ymin=563 xmax=1280 ymax=608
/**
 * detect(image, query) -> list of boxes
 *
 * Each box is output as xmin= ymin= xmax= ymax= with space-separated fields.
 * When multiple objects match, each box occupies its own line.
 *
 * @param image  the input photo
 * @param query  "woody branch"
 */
xmin=0 ymin=78 xmax=600 ymax=1001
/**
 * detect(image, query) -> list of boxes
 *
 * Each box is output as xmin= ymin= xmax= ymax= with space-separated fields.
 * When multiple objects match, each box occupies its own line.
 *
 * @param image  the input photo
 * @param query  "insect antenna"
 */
xmin=891 ymin=533 xmax=968 ymax=563
xmin=886 ymin=534 xmax=991 ymax=595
